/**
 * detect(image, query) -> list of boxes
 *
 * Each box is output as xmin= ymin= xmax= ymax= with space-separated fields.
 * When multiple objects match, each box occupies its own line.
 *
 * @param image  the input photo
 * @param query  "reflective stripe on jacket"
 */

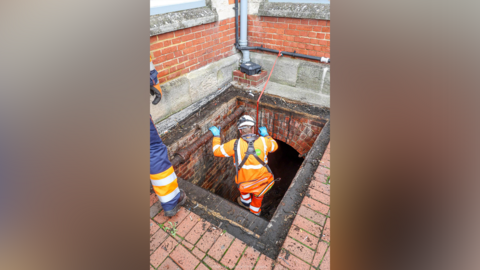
xmin=212 ymin=135 xmax=278 ymax=184
xmin=150 ymin=116 xmax=180 ymax=211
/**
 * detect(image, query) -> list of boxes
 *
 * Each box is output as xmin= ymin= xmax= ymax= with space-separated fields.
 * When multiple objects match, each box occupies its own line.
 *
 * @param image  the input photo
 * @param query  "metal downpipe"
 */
xmin=233 ymin=0 xmax=330 ymax=64
xmin=239 ymin=0 xmax=249 ymax=63
xmin=234 ymin=0 xmax=239 ymax=47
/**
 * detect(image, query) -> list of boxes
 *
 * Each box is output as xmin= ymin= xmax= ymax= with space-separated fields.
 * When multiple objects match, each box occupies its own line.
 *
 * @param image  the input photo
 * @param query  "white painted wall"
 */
xmin=209 ymin=0 xmax=263 ymax=21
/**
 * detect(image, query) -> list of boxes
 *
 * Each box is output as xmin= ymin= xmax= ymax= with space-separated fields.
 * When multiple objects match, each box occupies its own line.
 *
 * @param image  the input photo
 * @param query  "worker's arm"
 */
xmin=259 ymin=126 xmax=278 ymax=153
xmin=212 ymin=137 xmax=236 ymax=157
xmin=209 ymin=126 xmax=235 ymax=157
xmin=266 ymin=136 xmax=278 ymax=153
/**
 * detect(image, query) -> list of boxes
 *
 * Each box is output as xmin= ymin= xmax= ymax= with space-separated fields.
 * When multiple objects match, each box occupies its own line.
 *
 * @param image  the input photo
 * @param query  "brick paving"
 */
xmin=150 ymin=143 xmax=330 ymax=270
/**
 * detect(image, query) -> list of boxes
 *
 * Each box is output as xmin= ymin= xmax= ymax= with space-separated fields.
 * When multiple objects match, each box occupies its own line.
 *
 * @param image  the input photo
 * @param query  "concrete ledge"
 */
xmin=150 ymin=7 xmax=218 ymax=36
xmin=150 ymin=53 xmax=241 ymax=123
xmin=248 ymin=81 xmax=330 ymax=108
xmin=247 ymin=52 xmax=330 ymax=106
xmin=250 ymin=53 xmax=300 ymax=87
xmin=258 ymin=2 xmax=330 ymax=20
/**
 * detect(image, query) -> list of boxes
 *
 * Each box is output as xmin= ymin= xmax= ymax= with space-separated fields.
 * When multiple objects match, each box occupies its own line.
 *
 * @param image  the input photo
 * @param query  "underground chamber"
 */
xmin=156 ymin=87 xmax=330 ymax=258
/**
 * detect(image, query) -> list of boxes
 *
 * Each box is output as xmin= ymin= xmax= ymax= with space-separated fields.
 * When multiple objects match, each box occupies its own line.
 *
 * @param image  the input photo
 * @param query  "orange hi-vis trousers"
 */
xmin=239 ymin=192 xmax=263 ymax=215
xmin=212 ymin=135 xmax=278 ymax=215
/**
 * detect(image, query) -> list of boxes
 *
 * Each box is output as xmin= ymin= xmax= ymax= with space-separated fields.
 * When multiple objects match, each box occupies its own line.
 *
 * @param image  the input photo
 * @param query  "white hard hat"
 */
xmin=237 ymin=115 xmax=255 ymax=129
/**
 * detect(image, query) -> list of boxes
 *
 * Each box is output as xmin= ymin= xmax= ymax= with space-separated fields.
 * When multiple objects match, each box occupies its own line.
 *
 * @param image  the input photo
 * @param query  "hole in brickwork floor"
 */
xmin=180 ymin=132 xmax=304 ymax=221
xmin=155 ymin=87 xmax=330 ymax=257
xmin=161 ymin=88 xmax=327 ymax=222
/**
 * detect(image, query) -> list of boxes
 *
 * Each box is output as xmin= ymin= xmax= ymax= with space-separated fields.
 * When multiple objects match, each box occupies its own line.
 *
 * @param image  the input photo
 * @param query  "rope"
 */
xmin=256 ymin=51 xmax=282 ymax=134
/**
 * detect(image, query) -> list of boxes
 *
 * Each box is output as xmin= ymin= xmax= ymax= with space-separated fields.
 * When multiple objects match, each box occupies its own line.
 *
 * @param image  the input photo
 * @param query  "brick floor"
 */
xmin=302 ymin=196 xmax=329 ymax=215
xmin=255 ymin=254 xmax=274 ymax=270
xmin=154 ymin=207 xmax=190 ymax=227
xmin=277 ymin=249 xmax=310 ymax=270
xmin=196 ymin=262 xmax=210 ymax=270
xmin=236 ymin=246 xmax=260 ymax=269
xmin=185 ymin=219 xmax=210 ymax=245
xmin=287 ymin=225 xmax=319 ymax=250
xmin=319 ymin=247 xmax=330 ymax=270
xmin=196 ymin=225 xmax=222 ymax=252
xmin=307 ymin=188 xmax=330 ymax=205
xmin=176 ymin=212 xmax=201 ymax=237
xmin=192 ymin=247 xmax=206 ymax=260
xmin=207 ymin=232 xmax=235 ymax=261
xmin=150 ymin=219 xmax=160 ymax=237
xmin=297 ymin=205 xmax=327 ymax=225
xmin=204 ymin=256 xmax=227 ymax=269
xmin=153 ymin=212 xmax=169 ymax=225
xmin=150 ymin=236 xmax=177 ymax=267
xmin=283 ymin=237 xmax=315 ymax=264
xmin=150 ymin=193 xmax=159 ymax=207
xmin=169 ymin=244 xmax=200 ymax=270
xmin=317 ymin=167 xmax=330 ymax=176
xmin=320 ymin=158 xmax=330 ymax=169
xmin=273 ymin=264 xmax=288 ymax=270
xmin=183 ymin=240 xmax=194 ymax=250
xmin=148 ymin=143 xmax=331 ymax=270
xmin=166 ymin=207 xmax=190 ymax=225
xmin=158 ymin=257 xmax=181 ymax=270
xmin=322 ymin=218 xmax=330 ymax=242
xmin=309 ymin=181 xmax=330 ymax=195
xmin=220 ymin=238 xmax=247 ymax=269
xmin=312 ymin=241 xmax=328 ymax=268
xmin=313 ymin=172 xmax=328 ymax=184
xmin=292 ymin=215 xmax=323 ymax=237
xmin=150 ymin=228 xmax=168 ymax=254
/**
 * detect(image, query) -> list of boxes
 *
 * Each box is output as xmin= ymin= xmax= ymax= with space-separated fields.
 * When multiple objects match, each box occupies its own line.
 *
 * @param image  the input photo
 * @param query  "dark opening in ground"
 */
xmin=262 ymin=140 xmax=304 ymax=220
xmin=202 ymin=136 xmax=305 ymax=221
xmin=157 ymin=87 xmax=330 ymax=258
xmin=165 ymin=94 xmax=325 ymax=221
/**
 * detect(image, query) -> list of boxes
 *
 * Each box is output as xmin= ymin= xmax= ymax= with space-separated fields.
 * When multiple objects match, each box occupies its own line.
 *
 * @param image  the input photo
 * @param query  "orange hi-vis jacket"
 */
xmin=212 ymin=135 xmax=278 ymax=186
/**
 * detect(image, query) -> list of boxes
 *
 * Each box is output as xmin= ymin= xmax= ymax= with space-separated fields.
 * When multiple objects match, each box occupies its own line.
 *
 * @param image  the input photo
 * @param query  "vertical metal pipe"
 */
xmin=234 ymin=0 xmax=239 ymax=47
xmin=239 ymin=0 xmax=250 ymax=63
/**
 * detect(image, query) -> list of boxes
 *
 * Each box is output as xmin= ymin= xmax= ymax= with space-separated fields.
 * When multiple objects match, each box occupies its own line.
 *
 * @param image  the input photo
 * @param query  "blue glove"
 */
xmin=209 ymin=126 xmax=220 ymax=137
xmin=259 ymin=126 xmax=269 ymax=137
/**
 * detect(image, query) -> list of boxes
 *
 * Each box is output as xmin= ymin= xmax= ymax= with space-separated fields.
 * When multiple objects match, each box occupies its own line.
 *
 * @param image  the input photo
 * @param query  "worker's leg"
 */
xmin=238 ymin=192 xmax=251 ymax=208
xmin=250 ymin=194 xmax=264 ymax=216
xmin=150 ymin=116 xmax=186 ymax=216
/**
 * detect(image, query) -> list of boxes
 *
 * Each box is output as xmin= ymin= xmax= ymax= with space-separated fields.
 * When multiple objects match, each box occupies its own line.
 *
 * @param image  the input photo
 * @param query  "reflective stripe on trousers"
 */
xmin=240 ymin=191 xmax=263 ymax=215
xmin=150 ymin=116 xmax=180 ymax=212
xmin=151 ymin=165 xmax=180 ymax=211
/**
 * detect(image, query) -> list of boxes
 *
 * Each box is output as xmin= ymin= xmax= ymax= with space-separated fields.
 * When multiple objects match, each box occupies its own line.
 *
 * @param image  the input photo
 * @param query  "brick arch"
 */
xmin=270 ymin=132 xmax=303 ymax=156
xmin=237 ymin=101 xmax=323 ymax=157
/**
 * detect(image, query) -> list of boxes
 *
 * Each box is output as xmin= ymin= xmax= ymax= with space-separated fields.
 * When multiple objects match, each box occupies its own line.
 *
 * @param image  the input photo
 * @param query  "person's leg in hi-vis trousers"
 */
xmin=150 ymin=116 xmax=186 ymax=216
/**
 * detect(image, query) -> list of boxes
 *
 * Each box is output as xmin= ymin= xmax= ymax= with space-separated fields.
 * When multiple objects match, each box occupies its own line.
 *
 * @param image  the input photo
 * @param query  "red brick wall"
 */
xmin=150 ymin=18 xmax=237 ymax=84
xmin=247 ymin=15 xmax=330 ymax=59
xmin=171 ymin=99 xmax=240 ymax=202
xmin=233 ymin=70 xmax=268 ymax=87
xmin=150 ymin=15 xmax=330 ymax=85
xmin=160 ymin=96 xmax=325 ymax=202
xmin=167 ymin=96 xmax=324 ymax=184
xmin=238 ymin=99 xmax=325 ymax=156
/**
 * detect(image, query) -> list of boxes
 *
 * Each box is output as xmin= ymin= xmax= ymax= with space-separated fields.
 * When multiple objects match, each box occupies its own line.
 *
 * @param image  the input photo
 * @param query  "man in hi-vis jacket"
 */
xmin=209 ymin=115 xmax=278 ymax=216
